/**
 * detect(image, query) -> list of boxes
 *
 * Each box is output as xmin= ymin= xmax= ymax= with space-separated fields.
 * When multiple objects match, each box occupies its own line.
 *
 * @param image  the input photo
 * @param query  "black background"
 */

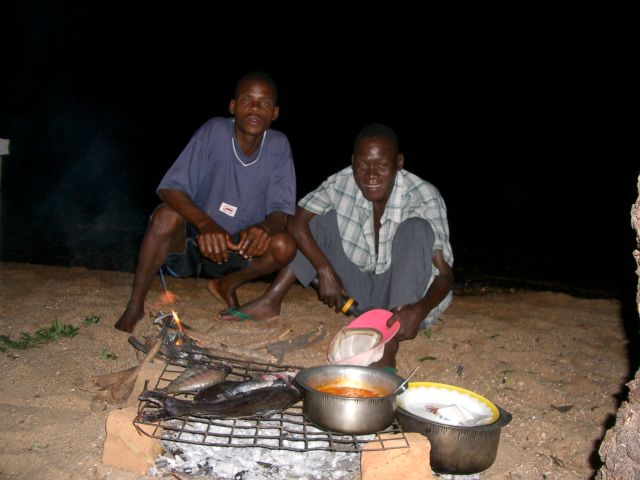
xmin=1 ymin=5 xmax=637 ymax=299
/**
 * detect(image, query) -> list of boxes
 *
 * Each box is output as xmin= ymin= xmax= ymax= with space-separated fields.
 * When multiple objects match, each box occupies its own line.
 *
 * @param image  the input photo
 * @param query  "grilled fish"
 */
xmin=194 ymin=370 xmax=299 ymax=401
xmin=138 ymin=382 xmax=301 ymax=422
xmin=160 ymin=362 xmax=231 ymax=394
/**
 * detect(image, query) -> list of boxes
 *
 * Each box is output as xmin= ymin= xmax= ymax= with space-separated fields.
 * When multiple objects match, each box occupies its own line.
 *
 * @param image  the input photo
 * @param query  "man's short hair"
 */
xmin=234 ymin=71 xmax=278 ymax=103
xmin=354 ymin=124 xmax=399 ymax=152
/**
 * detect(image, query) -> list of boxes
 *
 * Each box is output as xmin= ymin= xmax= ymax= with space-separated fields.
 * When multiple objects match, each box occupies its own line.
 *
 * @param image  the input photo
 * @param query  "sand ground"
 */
xmin=0 ymin=263 xmax=631 ymax=479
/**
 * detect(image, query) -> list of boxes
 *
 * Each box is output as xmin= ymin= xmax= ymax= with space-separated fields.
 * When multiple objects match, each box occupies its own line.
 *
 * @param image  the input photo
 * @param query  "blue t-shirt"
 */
xmin=157 ymin=117 xmax=296 ymax=235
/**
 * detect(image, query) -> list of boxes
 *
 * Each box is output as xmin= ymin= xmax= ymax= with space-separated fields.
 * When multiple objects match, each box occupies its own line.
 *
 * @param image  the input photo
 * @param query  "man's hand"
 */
xmin=157 ymin=188 xmax=236 ymax=265
xmin=196 ymin=223 xmax=235 ymax=264
xmin=387 ymin=304 xmax=424 ymax=341
xmin=230 ymin=225 xmax=271 ymax=259
xmin=317 ymin=268 xmax=347 ymax=312
xmin=386 ymin=249 xmax=453 ymax=342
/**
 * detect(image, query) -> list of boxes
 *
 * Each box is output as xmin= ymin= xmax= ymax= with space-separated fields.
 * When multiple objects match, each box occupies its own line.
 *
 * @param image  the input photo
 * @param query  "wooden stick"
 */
xmin=229 ymin=327 xmax=292 ymax=350
xmin=110 ymin=339 xmax=162 ymax=404
xmin=202 ymin=344 xmax=277 ymax=364
xmin=92 ymin=366 xmax=139 ymax=389
xmin=267 ymin=325 xmax=327 ymax=363
xmin=177 ymin=320 xmax=278 ymax=363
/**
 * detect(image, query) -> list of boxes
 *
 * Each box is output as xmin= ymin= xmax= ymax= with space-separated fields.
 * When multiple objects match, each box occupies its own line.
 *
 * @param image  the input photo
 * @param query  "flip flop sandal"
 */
xmin=216 ymin=308 xmax=259 ymax=322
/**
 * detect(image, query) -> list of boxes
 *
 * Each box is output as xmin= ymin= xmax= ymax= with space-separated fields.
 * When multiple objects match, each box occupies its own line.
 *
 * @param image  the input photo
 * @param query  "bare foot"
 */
xmin=208 ymin=278 xmax=238 ymax=308
xmin=215 ymin=298 xmax=281 ymax=322
xmin=114 ymin=304 xmax=144 ymax=332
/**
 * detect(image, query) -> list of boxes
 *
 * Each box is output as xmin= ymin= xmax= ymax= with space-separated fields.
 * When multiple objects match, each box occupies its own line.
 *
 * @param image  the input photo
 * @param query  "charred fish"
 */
xmin=138 ymin=383 xmax=301 ymax=422
xmin=194 ymin=370 xmax=299 ymax=401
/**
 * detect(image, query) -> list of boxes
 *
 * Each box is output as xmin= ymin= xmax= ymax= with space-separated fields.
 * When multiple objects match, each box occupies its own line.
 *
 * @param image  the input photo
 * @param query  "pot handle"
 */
xmin=394 ymin=384 xmax=408 ymax=395
xmin=495 ymin=405 xmax=513 ymax=427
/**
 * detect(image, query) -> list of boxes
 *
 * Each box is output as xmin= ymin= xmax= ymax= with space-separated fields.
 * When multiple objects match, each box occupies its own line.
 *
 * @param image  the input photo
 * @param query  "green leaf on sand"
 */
xmin=100 ymin=349 xmax=118 ymax=360
xmin=418 ymin=355 xmax=437 ymax=361
xmin=82 ymin=315 xmax=101 ymax=325
xmin=0 ymin=319 xmax=79 ymax=351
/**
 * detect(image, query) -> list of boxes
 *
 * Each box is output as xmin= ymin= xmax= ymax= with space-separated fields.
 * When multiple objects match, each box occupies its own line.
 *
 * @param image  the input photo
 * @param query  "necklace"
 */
xmin=231 ymin=131 xmax=267 ymax=167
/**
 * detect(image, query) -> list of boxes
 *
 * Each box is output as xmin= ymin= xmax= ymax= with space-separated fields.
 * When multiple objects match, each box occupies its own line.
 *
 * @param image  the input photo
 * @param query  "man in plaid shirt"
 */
xmin=217 ymin=124 xmax=454 ymax=368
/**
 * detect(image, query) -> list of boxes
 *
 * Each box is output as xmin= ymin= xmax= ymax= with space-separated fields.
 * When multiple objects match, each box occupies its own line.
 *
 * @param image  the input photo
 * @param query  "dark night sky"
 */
xmin=1 ymin=5 xmax=637 ymax=298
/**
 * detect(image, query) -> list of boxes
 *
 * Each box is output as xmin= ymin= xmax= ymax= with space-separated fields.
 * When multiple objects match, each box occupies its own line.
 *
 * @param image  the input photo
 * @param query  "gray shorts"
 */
xmin=289 ymin=211 xmax=435 ymax=312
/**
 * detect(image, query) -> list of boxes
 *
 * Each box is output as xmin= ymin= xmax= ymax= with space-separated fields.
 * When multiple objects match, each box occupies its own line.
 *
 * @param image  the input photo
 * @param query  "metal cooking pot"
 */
xmin=295 ymin=365 xmax=405 ymax=434
xmin=396 ymin=403 xmax=512 ymax=474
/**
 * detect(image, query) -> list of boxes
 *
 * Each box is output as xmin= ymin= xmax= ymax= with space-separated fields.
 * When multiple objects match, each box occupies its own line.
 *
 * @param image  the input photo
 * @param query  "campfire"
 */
xmin=123 ymin=312 xmax=410 ymax=478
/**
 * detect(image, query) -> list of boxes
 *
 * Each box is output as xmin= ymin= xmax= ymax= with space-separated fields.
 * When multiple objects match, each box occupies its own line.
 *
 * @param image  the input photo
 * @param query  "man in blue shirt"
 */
xmin=115 ymin=71 xmax=297 ymax=332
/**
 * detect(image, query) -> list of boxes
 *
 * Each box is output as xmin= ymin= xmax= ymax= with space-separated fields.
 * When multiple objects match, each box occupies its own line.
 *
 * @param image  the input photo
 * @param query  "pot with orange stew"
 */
xmin=294 ymin=365 xmax=406 ymax=434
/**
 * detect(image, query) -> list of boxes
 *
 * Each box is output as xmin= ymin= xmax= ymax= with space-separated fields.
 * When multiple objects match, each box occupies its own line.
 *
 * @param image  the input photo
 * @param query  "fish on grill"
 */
xmin=160 ymin=362 xmax=231 ymax=394
xmin=137 ymin=371 xmax=301 ymax=422
xmin=194 ymin=370 xmax=300 ymax=401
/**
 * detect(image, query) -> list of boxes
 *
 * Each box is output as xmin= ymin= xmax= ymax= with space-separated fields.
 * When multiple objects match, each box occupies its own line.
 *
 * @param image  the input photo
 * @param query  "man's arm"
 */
xmin=288 ymin=207 xmax=346 ymax=310
xmin=259 ymin=211 xmax=288 ymax=235
xmin=389 ymin=249 xmax=454 ymax=340
xmin=158 ymin=188 xmax=233 ymax=264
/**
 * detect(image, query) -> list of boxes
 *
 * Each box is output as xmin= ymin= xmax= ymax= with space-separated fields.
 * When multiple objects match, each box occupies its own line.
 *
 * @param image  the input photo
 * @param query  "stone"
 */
xmin=595 ymin=172 xmax=640 ymax=479
xmin=102 ymin=407 xmax=163 ymax=474
xmin=361 ymin=432 xmax=434 ymax=480
xmin=596 ymin=370 xmax=640 ymax=479
xmin=102 ymin=360 xmax=166 ymax=474
xmin=125 ymin=359 xmax=165 ymax=408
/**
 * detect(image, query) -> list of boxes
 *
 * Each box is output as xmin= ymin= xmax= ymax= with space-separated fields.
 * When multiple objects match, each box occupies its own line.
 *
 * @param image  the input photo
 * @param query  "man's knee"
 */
xmin=396 ymin=217 xmax=435 ymax=245
xmin=307 ymin=211 xmax=340 ymax=248
xmin=148 ymin=204 xmax=183 ymax=236
xmin=269 ymin=231 xmax=297 ymax=265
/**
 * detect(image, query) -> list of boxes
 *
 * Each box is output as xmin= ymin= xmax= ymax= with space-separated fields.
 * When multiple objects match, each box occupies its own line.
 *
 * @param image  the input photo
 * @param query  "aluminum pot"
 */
xmin=396 ymin=402 xmax=512 ymax=474
xmin=295 ymin=365 xmax=405 ymax=434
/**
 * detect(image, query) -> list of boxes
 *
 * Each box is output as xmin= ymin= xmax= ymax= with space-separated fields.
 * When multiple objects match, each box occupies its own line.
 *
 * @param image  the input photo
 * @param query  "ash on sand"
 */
xmin=150 ymin=417 xmax=366 ymax=480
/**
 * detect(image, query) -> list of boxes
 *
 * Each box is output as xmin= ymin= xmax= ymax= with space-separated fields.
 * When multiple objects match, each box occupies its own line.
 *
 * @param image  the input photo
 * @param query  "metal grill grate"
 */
xmin=134 ymin=356 xmax=410 ymax=453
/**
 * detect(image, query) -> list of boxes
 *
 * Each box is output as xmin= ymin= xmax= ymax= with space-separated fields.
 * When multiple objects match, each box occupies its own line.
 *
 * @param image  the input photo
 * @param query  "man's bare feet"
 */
xmin=215 ymin=298 xmax=280 ymax=322
xmin=207 ymin=278 xmax=240 ymax=308
xmin=114 ymin=303 xmax=144 ymax=332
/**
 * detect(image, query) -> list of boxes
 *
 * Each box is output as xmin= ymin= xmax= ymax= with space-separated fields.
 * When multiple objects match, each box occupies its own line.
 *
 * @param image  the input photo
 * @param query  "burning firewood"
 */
xmin=152 ymin=311 xmax=279 ymax=364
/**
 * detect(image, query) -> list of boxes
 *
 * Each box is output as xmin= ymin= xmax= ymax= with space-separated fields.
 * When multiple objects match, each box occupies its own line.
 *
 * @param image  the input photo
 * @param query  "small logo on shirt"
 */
xmin=219 ymin=202 xmax=237 ymax=217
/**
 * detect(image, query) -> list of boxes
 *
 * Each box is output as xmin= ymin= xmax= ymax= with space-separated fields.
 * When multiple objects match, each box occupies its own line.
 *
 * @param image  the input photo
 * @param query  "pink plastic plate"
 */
xmin=345 ymin=308 xmax=400 ymax=344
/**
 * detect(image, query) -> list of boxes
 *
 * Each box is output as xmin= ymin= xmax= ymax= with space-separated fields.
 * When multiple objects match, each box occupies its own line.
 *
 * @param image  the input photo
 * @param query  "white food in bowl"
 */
xmin=398 ymin=384 xmax=497 ymax=427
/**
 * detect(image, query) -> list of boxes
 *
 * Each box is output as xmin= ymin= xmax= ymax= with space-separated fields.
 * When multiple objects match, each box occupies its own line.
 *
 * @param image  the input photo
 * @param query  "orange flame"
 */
xmin=172 ymin=309 xmax=185 ymax=346
xmin=160 ymin=289 xmax=176 ymax=305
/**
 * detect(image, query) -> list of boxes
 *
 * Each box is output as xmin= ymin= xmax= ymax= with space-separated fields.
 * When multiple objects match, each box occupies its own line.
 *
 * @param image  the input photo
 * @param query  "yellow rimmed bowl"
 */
xmin=395 ymin=381 xmax=512 ymax=475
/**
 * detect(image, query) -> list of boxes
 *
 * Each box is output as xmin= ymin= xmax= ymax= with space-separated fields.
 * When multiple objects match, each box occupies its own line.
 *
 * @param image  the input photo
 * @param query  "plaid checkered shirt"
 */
xmin=299 ymin=166 xmax=453 ymax=274
xmin=299 ymin=167 xmax=453 ymax=325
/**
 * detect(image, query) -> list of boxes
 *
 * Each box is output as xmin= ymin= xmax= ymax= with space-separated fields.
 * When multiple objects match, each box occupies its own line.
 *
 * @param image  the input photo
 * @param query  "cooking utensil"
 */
xmin=328 ymin=327 xmax=383 ymax=366
xmin=295 ymin=365 xmax=405 ymax=434
xmin=346 ymin=309 xmax=399 ymax=344
xmin=392 ymin=365 xmax=419 ymax=394
xmin=326 ymin=309 xmax=400 ymax=367
xmin=395 ymin=382 xmax=512 ymax=474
